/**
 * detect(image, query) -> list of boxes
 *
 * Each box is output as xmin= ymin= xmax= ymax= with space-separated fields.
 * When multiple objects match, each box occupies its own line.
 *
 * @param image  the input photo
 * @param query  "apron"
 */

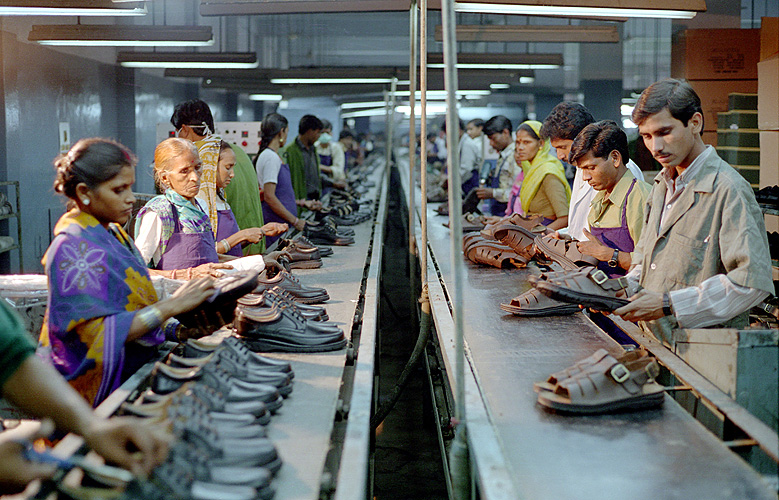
xmin=156 ymin=204 xmax=219 ymax=270
xmin=487 ymin=156 xmax=509 ymax=216
xmin=589 ymin=179 xmax=637 ymax=278
xmin=461 ymin=170 xmax=480 ymax=196
xmin=262 ymin=163 xmax=298 ymax=246
xmin=216 ymin=208 xmax=244 ymax=257
xmin=319 ymin=153 xmax=333 ymax=166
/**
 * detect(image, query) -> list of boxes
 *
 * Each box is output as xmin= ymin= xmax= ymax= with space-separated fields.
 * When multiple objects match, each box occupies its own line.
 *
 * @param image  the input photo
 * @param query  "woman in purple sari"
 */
xmin=38 ymin=138 xmax=215 ymax=406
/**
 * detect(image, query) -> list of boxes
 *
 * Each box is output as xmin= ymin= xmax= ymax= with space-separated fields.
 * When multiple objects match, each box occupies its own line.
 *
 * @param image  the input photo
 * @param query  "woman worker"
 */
xmin=134 ymin=138 xmax=286 ymax=272
xmin=510 ymin=120 xmax=571 ymax=231
xmin=38 ymin=138 xmax=216 ymax=406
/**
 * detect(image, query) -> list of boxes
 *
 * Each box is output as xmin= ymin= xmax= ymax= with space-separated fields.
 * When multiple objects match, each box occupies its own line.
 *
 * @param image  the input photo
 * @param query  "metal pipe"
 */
xmin=385 ymin=76 xmax=398 ymax=188
xmin=408 ymin=0 xmax=418 ymax=258
xmin=441 ymin=0 xmax=470 ymax=498
xmin=419 ymin=0 xmax=428 ymax=287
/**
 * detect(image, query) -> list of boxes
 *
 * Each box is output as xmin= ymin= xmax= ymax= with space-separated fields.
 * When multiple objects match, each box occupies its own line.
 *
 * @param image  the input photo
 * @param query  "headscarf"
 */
xmin=518 ymin=120 xmax=571 ymax=214
xmin=195 ymin=134 xmax=222 ymax=236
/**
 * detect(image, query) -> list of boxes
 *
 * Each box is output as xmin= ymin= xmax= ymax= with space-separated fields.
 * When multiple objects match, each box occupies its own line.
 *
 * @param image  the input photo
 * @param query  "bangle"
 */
xmin=171 ymin=269 xmax=177 ymax=279
xmin=186 ymin=267 xmax=193 ymax=280
xmin=220 ymin=239 xmax=230 ymax=253
xmin=137 ymin=305 xmax=164 ymax=331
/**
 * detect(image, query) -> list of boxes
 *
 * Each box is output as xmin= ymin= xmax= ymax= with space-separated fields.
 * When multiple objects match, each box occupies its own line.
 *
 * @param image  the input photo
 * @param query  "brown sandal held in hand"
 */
xmin=500 ymin=287 xmax=580 ymax=317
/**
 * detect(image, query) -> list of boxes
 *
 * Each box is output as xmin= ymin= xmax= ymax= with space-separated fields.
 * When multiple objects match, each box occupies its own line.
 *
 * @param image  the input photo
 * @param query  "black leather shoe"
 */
xmin=235 ymin=305 xmax=347 ymax=353
xmin=239 ymin=288 xmax=329 ymax=321
xmin=174 ymin=271 xmax=260 ymax=329
xmin=292 ymin=235 xmax=333 ymax=257
xmin=168 ymin=441 xmax=276 ymax=492
xmin=254 ymin=270 xmax=330 ymax=303
xmin=304 ymin=220 xmax=355 ymax=245
xmin=184 ymin=337 xmax=294 ymax=377
xmin=148 ymin=462 xmax=260 ymax=500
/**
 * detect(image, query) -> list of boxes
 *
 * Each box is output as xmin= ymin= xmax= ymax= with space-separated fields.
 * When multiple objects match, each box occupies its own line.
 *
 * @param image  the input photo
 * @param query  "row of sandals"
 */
xmin=458 ymin=212 xmax=665 ymax=415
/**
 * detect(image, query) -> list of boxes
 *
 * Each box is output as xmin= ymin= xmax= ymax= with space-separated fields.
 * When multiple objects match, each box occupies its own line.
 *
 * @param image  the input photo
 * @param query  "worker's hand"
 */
xmin=235 ymin=228 xmax=265 ymax=245
xmin=293 ymin=219 xmax=306 ymax=232
xmin=192 ymin=263 xmax=232 ymax=278
xmin=0 ymin=419 xmax=57 ymax=494
xmin=169 ymin=277 xmax=216 ymax=314
xmin=576 ymin=229 xmax=613 ymax=262
xmin=475 ymin=187 xmax=494 ymax=200
xmin=261 ymin=222 xmax=289 ymax=237
xmin=303 ymin=200 xmax=323 ymax=211
xmin=613 ymin=289 xmax=665 ymax=322
xmin=333 ymin=180 xmax=348 ymax=190
xmin=81 ymin=417 xmax=171 ymax=478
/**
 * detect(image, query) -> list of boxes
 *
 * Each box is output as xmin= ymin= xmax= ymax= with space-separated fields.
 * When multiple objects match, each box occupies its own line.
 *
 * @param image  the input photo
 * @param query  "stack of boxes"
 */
xmin=716 ymin=94 xmax=760 ymax=187
xmin=758 ymin=18 xmax=779 ymax=192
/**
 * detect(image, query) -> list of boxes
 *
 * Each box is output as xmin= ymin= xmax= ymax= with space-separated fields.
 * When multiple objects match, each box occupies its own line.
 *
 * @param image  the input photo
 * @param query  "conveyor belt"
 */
xmin=401 ymin=161 xmax=778 ymax=500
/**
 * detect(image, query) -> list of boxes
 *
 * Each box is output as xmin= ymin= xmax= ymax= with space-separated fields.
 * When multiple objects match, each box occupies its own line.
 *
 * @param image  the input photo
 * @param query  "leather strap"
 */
xmin=587 ymin=268 xmax=628 ymax=291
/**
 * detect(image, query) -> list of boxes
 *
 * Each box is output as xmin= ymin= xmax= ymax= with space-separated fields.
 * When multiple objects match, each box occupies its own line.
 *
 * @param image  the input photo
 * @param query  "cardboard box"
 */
xmin=761 ymin=17 xmax=779 ymax=61
xmin=689 ymin=80 xmax=758 ymax=131
xmin=758 ymin=55 xmax=779 ymax=130
xmin=672 ymin=29 xmax=760 ymax=80
xmin=761 ymin=130 xmax=779 ymax=188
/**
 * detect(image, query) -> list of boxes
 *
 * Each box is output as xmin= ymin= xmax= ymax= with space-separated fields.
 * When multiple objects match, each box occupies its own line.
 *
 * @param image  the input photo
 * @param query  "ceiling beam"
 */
xmin=200 ymin=0 xmax=413 ymax=16
xmin=434 ymin=24 xmax=619 ymax=43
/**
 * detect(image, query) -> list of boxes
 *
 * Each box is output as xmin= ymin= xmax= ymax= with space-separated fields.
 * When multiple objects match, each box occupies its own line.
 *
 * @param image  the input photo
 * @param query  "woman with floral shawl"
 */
xmin=38 ymin=138 xmax=215 ymax=406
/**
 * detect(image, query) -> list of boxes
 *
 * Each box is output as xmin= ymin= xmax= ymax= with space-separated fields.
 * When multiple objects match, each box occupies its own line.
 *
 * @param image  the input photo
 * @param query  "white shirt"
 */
xmin=566 ymin=159 xmax=645 ymax=241
xmin=329 ymin=141 xmax=347 ymax=181
xmin=625 ymin=146 xmax=767 ymax=328
xmin=458 ymin=133 xmax=481 ymax=177
xmin=257 ymin=148 xmax=283 ymax=187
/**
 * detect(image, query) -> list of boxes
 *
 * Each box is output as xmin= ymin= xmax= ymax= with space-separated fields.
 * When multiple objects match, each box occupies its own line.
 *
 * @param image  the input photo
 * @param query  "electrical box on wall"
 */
xmin=156 ymin=122 xmax=262 ymax=156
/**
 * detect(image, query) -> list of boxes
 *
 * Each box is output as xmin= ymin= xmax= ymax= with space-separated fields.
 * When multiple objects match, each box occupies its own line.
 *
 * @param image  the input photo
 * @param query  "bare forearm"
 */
xmin=546 ymin=215 xmax=568 ymax=231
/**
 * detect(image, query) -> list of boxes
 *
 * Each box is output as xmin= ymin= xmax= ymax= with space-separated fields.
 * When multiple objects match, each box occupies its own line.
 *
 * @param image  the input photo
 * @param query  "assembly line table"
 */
xmin=401 ymin=161 xmax=778 ymax=500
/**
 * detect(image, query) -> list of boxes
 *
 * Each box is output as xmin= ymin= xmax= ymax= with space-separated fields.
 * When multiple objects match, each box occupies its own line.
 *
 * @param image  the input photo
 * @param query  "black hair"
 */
xmin=441 ymin=118 xmax=466 ymax=133
xmin=540 ymin=102 xmax=594 ymax=141
xmin=483 ymin=115 xmax=512 ymax=136
xmin=53 ymin=138 xmax=137 ymax=202
xmin=258 ymin=113 xmax=289 ymax=155
xmin=320 ymin=119 xmax=332 ymax=131
xmin=299 ymin=114 xmax=324 ymax=135
xmin=632 ymin=78 xmax=703 ymax=129
xmin=339 ymin=130 xmax=355 ymax=140
xmin=467 ymin=118 xmax=485 ymax=129
xmin=517 ymin=123 xmax=541 ymax=141
xmin=170 ymin=99 xmax=215 ymax=136
xmin=568 ymin=120 xmax=630 ymax=166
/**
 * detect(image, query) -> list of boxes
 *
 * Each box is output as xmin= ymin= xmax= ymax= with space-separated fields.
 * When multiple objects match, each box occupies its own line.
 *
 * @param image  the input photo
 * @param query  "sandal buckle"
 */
xmin=590 ymin=269 xmax=609 ymax=285
xmin=610 ymin=363 xmax=630 ymax=383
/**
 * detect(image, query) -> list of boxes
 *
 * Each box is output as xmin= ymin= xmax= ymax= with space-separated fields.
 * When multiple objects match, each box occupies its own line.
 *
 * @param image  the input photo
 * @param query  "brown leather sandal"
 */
xmin=500 ymin=287 xmax=580 ymax=317
xmin=534 ymin=266 xmax=630 ymax=312
xmin=533 ymin=348 xmax=649 ymax=393
xmin=492 ymin=225 xmax=538 ymax=260
xmin=537 ymin=356 xmax=664 ymax=414
xmin=462 ymin=233 xmax=494 ymax=252
xmin=533 ymin=235 xmax=599 ymax=270
xmin=470 ymin=243 xmax=528 ymax=269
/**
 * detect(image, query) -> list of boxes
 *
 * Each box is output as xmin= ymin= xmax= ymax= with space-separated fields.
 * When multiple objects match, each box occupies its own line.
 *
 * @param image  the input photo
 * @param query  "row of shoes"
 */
xmin=118 ymin=336 xmax=295 ymax=500
xmin=756 ymin=185 xmax=779 ymax=209
xmin=304 ymin=216 xmax=355 ymax=246
xmin=276 ymin=236 xmax=330 ymax=270
xmin=535 ymin=347 xmax=665 ymax=415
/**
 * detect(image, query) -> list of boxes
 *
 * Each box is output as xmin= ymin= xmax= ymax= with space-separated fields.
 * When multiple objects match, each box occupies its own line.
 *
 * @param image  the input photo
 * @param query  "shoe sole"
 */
xmin=291 ymin=293 xmax=330 ymax=304
xmin=499 ymin=302 xmax=580 ymax=316
xmin=265 ymin=395 xmax=284 ymax=413
xmin=535 ymin=281 xmax=629 ymax=312
xmin=536 ymin=391 xmax=664 ymax=414
xmin=289 ymin=260 xmax=323 ymax=269
xmin=238 ymin=336 xmax=347 ymax=353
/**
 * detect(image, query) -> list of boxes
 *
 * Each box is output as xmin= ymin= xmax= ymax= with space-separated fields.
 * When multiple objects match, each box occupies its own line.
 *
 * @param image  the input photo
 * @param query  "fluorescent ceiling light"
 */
xmin=427 ymin=63 xmax=558 ymax=70
xmin=29 ymin=25 xmax=214 ymax=47
xmin=519 ymin=76 xmax=535 ymax=84
xmin=249 ymin=94 xmax=283 ymax=102
xmin=271 ymin=78 xmax=393 ymax=84
xmin=341 ymin=101 xmax=389 ymax=109
xmin=397 ymin=104 xmax=449 ymax=115
xmin=392 ymin=90 xmax=491 ymax=98
xmin=454 ymin=2 xmax=698 ymax=19
xmin=0 ymin=1 xmax=146 ymax=16
xmin=341 ymin=108 xmax=391 ymax=119
xmin=118 ymin=52 xmax=259 ymax=69
xmin=490 ymin=83 xmax=510 ymax=89
xmin=435 ymin=24 xmax=620 ymax=43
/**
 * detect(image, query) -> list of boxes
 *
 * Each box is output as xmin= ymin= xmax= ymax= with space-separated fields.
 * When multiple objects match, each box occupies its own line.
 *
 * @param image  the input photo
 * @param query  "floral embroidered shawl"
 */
xmin=38 ymin=210 xmax=170 ymax=406
xmin=195 ymin=134 xmax=222 ymax=236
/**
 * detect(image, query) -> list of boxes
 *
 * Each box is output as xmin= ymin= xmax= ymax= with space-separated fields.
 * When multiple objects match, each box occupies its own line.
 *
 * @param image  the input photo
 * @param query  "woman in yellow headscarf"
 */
xmin=509 ymin=120 xmax=571 ymax=231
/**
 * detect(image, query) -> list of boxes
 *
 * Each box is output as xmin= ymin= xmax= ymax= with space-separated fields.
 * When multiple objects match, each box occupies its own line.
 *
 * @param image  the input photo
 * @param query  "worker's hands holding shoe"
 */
xmin=0 ymin=419 xmax=57 ymax=494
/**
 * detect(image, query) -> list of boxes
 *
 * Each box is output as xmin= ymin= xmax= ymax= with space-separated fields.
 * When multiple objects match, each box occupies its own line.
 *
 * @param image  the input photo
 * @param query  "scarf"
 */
xmin=195 ymin=134 xmax=222 ymax=236
xmin=518 ymin=120 xmax=571 ymax=214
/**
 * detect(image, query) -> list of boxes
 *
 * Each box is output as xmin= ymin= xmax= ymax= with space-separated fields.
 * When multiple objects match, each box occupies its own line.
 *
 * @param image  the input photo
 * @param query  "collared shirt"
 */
xmin=459 ymin=133 xmax=482 ymax=177
xmin=493 ymin=142 xmax=520 ymax=203
xmin=566 ymin=159 xmax=644 ymax=241
xmin=297 ymin=137 xmax=321 ymax=196
xmin=587 ymin=170 xmax=651 ymax=258
xmin=659 ymin=145 xmax=712 ymax=229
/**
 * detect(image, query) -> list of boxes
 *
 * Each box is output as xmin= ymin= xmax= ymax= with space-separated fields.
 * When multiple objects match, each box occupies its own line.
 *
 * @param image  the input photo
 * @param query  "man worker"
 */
xmin=171 ymin=99 xmax=267 ymax=254
xmin=476 ymin=115 xmax=521 ymax=215
xmin=442 ymin=118 xmax=482 ymax=194
xmin=282 ymin=115 xmax=325 ymax=202
xmin=614 ymin=78 xmax=773 ymax=342
xmin=540 ymin=101 xmax=644 ymax=241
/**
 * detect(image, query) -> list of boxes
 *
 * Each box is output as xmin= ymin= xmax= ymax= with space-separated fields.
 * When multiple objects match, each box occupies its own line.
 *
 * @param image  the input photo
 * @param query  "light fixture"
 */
xmin=340 ymin=101 xmax=389 ymax=109
xmin=0 ymin=1 xmax=146 ymax=16
xmin=29 ymin=25 xmax=214 ymax=47
xmin=397 ymin=104 xmax=449 ymax=115
xmin=270 ymin=78 xmax=394 ymax=84
xmin=341 ymin=108 xmax=391 ymax=119
xmin=490 ymin=83 xmax=510 ymax=90
xmin=427 ymin=63 xmax=557 ymax=70
xmin=117 ymin=52 xmax=259 ymax=69
xmin=249 ymin=94 xmax=283 ymax=102
xmin=453 ymin=1 xmax=701 ymax=19
xmin=519 ymin=76 xmax=535 ymax=84
xmin=434 ymin=24 xmax=620 ymax=43
xmin=427 ymin=52 xmax=563 ymax=71
xmin=392 ymin=90 xmax=491 ymax=98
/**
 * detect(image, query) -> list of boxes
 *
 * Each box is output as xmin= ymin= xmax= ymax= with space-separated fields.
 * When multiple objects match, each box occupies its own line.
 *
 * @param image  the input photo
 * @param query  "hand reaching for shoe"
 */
xmin=168 ymin=277 xmax=216 ymax=315
xmin=613 ymin=290 xmax=665 ymax=322
xmin=80 ymin=417 xmax=171 ymax=478
xmin=475 ymin=187 xmax=494 ymax=200
xmin=576 ymin=229 xmax=613 ymax=262
xmin=0 ymin=419 xmax=57 ymax=494
xmin=192 ymin=262 xmax=232 ymax=278
xmin=261 ymin=222 xmax=289 ymax=237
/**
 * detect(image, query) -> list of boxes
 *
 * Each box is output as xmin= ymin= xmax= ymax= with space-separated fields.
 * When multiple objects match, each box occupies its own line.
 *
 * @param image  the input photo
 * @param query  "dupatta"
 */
xmin=195 ymin=134 xmax=223 ymax=236
xmin=38 ymin=210 xmax=169 ymax=406
xmin=518 ymin=120 xmax=571 ymax=214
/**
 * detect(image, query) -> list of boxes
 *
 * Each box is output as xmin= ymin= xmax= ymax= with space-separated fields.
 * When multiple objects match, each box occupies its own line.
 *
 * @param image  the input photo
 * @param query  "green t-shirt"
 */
xmin=0 ymin=301 xmax=35 ymax=394
xmin=223 ymin=143 xmax=266 ymax=255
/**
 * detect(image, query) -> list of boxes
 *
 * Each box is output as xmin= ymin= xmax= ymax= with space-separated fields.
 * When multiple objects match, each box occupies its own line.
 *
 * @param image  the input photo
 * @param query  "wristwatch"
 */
xmin=662 ymin=292 xmax=675 ymax=317
xmin=608 ymin=249 xmax=620 ymax=268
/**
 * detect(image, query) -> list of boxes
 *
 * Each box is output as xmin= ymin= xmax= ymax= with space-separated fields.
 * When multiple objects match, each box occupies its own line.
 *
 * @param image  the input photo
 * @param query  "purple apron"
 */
xmin=461 ymin=170 xmax=480 ymax=196
xmin=589 ymin=179 xmax=637 ymax=277
xmin=319 ymin=153 xmax=333 ymax=166
xmin=216 ymin=208 xmax=244 ymax=257
xmin=156 ymin=204 xmax=219 ymax=270
xmin=262 ymin=162 xmax=297 ymax=246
